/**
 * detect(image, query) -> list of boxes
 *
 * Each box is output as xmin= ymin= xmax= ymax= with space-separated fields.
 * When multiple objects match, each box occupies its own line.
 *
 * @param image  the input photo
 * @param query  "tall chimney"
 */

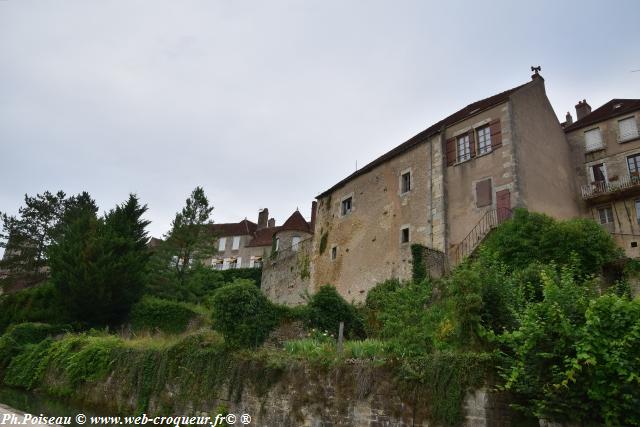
xmin=310 ymin=201 xmax=318 ymax=232
xmin=257 ymin=208 xmax=268 ymax=230
xmin=268 ymin=218 xmax=276 ymax=228
xmin=575 ymin=100 xmax=592 ymax=121
xmin=565 ymin=112 xmax=573 ymax=125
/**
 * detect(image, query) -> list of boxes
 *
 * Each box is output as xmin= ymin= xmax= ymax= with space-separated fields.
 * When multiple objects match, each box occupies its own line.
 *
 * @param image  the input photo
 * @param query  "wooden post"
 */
xmin=337 ymin=321 xmax=344 ymax=355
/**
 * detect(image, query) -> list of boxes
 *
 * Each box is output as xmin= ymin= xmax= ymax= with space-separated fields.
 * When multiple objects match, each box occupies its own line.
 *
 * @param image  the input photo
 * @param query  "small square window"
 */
xmin=401 ymin=227 xmax=410 ymax=244
xmin=619 ymin=117 xmax=639 ymax=142
xmin=331 ymin=246 xmax=337 ymax=260
xmin=401 ymin=172 xmax=411 ymax=193
xmin=585 ymin=128 xmax=604 ymax=152
xmin=476 ymin=125 xmax=492 ymax=154
xmin=341 ymin=197 xmax=352 ymax=216
xmin=598 ymin=206 xmax=614 ymax=224
xmin=631 ymin=242 xmax=638 ymax=248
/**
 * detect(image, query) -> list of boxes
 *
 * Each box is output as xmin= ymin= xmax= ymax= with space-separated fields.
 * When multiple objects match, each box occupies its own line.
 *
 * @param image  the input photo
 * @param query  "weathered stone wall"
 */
xmin=312 ymin=139 xmax=441 ymax=302
xmin=443 ymin=102 xmax=516 ymax=260
xmin=261 ymin=237 xmax=312 ymax=305
xmin=72 ymin=361 xmax=519 ymax=427
xmin=510 ymin=77 xmax=581 ymax=220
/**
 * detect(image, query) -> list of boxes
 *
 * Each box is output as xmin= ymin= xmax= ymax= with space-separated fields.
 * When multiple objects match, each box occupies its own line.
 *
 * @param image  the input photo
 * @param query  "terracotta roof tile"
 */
xmin=316 ymin=81 xmax=530 ymax=198
xmin=278 ymin=210 xmax=312 ymax=234
xmin=209 ymin=219 xmax=257 ymax=237
xmin=245 ymin=226 xmax=280 ymax=247
xmin=564 ymin=99 xmax=640 ymax=132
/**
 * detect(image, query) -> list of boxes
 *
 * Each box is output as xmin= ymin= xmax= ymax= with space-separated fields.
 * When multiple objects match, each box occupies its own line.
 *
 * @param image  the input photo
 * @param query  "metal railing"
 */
xmin=453 ymin=207 xmax=512 ymax=265
xmin=581 ymin=175 xmax=640 ymax=200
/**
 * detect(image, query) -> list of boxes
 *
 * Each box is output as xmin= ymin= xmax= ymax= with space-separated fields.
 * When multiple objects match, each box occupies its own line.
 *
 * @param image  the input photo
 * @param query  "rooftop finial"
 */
xmin=531 ymin=65 xmax=541 ymax=75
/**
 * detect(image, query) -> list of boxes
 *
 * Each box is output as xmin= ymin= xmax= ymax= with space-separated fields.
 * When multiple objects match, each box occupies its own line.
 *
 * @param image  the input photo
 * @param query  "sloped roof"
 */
xmin=316 ymin=81 xmax=530 ymax=198
xmin=245 ymin=226 xmax=280 ymax=247
xmin=209 ymin=219 xmax=257 ymax=237
xmin=564 ymin=99 xmax=640 ymax=132
xmin=278 ymin=210 xmax=312 ymax=234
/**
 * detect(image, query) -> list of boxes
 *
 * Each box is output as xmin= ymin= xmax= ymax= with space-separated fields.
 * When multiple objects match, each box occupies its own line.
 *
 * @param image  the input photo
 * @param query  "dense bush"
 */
xmin=0 ymin=283 xmax=69 ymax=333
xmin=0 ymin=323 xmax=67 ymax=372
xmin=481 ymin=209 xmax=621 ymax=274
xmin=210 ymin=280 xmax=282 ymax=348
xmin=145 ymin=265 xmax=261 ymax=304
xmin=305 ymin=285 xmax=364 ymax=339
xmin=130 ymin=297 xmax=199 ymax=334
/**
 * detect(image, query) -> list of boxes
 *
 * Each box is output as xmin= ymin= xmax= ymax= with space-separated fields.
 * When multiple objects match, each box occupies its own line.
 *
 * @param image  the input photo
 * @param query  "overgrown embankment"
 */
xmin=0 ymin=325 xmax=494 ymax=426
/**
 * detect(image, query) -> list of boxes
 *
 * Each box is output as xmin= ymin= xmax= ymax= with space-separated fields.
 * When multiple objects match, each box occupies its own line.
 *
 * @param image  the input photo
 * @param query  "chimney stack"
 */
xmin=565 ymin=112 xmax=573 ymax=125
xmin=268 ymin=218 xmax=276 ymax=228
xmin=257 ymin=208 xmax=269 ymax=230
xmin=575 ymin=100 xmax=592 ymax=121
xmin=310 ymin=201 xmax=318 ymax=232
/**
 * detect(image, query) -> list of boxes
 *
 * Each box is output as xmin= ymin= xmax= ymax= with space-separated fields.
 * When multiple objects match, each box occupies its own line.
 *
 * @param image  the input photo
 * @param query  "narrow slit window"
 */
xmin=331 ymin=246 xmax=337 ymax=260
xmin=401 ymin=172 xmax=411 ymax=193
xmin=341 ymin=197 xmax=352 ymax=215
xmin=401 ymin=227 xmax=410 ymax=244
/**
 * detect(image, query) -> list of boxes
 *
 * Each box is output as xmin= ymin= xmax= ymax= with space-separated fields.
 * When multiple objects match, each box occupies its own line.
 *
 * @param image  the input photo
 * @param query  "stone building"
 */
xmin=208 ymin=208 xmax=278 ymax=269
xmin=564 ymin=98 xmax=640 ymax=257
xmin=261 ymin=207 xmax=315 ymax=305
xmin=309 ymin=72 xmax=580 ymax=301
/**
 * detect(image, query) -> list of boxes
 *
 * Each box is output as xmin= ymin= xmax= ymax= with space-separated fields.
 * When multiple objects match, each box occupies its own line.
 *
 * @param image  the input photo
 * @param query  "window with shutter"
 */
xmin=619 ymin=117 xmax=639 ymax=142
xmin=476 ymin=125 xmax=492 ymax=154
xmin=446 ymin=138 xmax=456 ymax=166
xmin=457 ymin=135 xmax=471 ymax=163
xmin=232 ymin=236 xmax=240 ymax=250
xmin=585 ymin=128 xmax=604 ymax=152
xmin=489 ymin=119 xmax=502 ymax=149
xmin=475 ymin=179 xmax=492 ymax=207
xmin=218 ymin=238 xmax=226 ymax=252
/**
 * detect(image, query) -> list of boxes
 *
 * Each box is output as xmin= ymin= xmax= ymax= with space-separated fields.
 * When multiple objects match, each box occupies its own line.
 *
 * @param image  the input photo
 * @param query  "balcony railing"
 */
xmin=581 ymin=174 xmax=640 ymax=200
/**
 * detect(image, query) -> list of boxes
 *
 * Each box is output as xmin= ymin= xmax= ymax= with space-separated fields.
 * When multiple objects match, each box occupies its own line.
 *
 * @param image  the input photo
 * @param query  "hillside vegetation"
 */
xmin=1 ymin=205 xmax=638 ymax=426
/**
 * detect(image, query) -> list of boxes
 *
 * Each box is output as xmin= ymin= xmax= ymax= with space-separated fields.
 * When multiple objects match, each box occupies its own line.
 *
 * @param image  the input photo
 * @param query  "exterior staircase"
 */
xmin=452 ymin=207 xmax=513 ymax=265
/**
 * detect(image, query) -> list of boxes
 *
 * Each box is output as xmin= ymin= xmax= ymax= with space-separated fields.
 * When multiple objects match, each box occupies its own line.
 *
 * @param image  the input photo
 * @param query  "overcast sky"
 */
xmin=1 ymin=0 xmax=639 ymax=248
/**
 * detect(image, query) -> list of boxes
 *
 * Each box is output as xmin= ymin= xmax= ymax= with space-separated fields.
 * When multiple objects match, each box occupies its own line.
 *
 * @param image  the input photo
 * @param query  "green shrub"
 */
xmin=0 ymin=323 xmax=67 ymax=374
xmin=0 ymin=283 xmax=69 ymax=333
xmin=363 ymin=279 xmax=401 ymax=337
xmin=130 ymin=297 xmax=199 ymax=334
xmin=305 ymin=285 xmax=364 ymax=339
xmin=481 ymin=208 xmax=621 ymax=274
xmin=210 ymin=280 xmax=281 ymax=348
xmin=499 ymin=267 xmax=599 ymax=422
xmin=3 ymin=338 xmax=54 ymax=389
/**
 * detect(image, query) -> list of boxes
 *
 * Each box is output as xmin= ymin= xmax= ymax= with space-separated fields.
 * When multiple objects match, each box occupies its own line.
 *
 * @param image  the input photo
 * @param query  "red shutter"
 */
xmin=490 ymin=119 xmax=502 ymax=149
xmin=468 ymin=129 xmax=476 ymax=158
xmin=446 ymin=137 xmax=456 ymax=166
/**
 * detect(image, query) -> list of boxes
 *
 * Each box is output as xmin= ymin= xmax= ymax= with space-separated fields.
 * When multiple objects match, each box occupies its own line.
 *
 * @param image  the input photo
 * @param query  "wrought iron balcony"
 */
xmin=581 ymin=174 xmax=640 ymax=202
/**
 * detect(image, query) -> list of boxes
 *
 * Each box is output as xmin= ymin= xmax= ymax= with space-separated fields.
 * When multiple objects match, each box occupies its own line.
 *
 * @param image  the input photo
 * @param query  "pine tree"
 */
xmin=161 ymin=187 xmax=214 ymax=285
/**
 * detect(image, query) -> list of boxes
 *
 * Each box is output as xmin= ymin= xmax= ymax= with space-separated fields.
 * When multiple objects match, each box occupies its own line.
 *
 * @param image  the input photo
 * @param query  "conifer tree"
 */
xmin=49 ymin=194 xmax=150 ymax=325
